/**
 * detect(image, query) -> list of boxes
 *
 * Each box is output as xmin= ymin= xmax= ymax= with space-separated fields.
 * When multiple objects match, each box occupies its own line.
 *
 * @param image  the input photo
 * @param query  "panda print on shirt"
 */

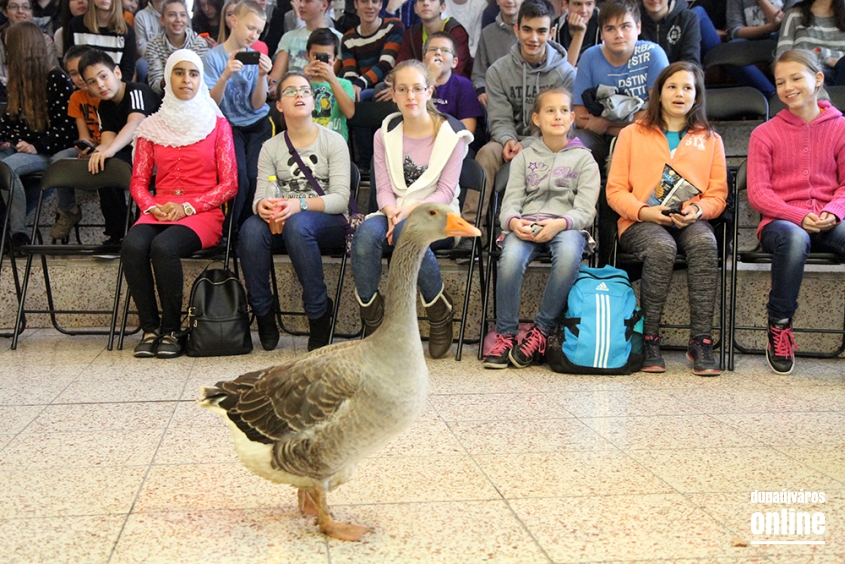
xmin=279 ymin=152 xmax=330 ymax=198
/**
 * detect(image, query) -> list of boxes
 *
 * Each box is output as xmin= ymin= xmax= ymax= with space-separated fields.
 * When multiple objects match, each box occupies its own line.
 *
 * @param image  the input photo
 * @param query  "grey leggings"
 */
xmin=619 ymin=220 xmax=719 ymax=337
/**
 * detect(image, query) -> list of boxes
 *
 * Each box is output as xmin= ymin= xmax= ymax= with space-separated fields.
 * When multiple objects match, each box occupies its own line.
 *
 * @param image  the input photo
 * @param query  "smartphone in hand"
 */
xmin=74 ymin=139 xmax=95 ymax=153
xmin=235 ymin=51 xmax=261 ymax=65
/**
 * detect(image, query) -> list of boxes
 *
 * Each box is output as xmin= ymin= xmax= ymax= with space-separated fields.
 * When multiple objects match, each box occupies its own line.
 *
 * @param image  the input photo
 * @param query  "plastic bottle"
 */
xmin=268 ymin=175 xmax=284 ymax=234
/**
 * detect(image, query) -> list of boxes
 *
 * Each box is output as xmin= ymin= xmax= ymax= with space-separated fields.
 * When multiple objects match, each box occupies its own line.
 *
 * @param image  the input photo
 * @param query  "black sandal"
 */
xmin=134 ymin=331 xmax=160 ymax=358
xmin=155 ymin=332 xmax=184 ymax=359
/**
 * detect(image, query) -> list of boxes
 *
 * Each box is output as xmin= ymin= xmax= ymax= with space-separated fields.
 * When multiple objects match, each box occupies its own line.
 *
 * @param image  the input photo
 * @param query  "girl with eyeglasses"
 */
xmin=0 ymin=0 xmax=60 ymax=91
xmin=238 ymin=72 xmax=352 ymax=352
xmin=350 ymin=59 xmax=473 ymax=359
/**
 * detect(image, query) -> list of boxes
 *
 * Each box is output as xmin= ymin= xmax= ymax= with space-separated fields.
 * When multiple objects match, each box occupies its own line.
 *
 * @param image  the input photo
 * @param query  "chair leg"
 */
xmin=455 ymin=238 xmax=478 ymax=361
xmin=329 ymin=253 xmax=347 ymax=345
xmin=118 ymin=289 xmax=131 ymax=351
xmin=107 ymin=260 xmax=126 ymax=351
xmin=477 ymin=246 xmax=497 ymax=360
xmin=11 ymin=253 xmax=35 ymax=350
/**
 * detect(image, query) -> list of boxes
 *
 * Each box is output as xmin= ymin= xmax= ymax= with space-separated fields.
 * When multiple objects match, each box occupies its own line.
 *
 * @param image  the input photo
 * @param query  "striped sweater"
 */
xmin=340 ymin=18 xmax=404 ymax=90
xmin=748 ymin=101 xmax=845 ymax=237
xmin=69 ymin=16 xmax=137 ymax=79
xmin=776 ymin=7 xmax=845 ymax=63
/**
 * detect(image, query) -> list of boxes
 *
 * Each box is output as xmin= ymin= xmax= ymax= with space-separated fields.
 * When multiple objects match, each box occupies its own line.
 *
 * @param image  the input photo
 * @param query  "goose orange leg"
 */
xmin=313 ymin=482 xmax=371 ymax=542
xmin=297 ymin=488 xmax=319 ymax=517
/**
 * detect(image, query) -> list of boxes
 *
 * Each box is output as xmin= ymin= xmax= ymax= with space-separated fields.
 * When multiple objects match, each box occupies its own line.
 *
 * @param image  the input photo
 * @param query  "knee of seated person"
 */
xmin=351 ymin=219 xmax=384 ymax=257
xmin=149 ymin=233 xmax=184 ymax=260
xmin=648 ymin=234 xmax=678 ymax=258
xmin=238 ymin=214 xmax=270 ymax=243
xmin=120 ymin=229 xmax=148 ymax=259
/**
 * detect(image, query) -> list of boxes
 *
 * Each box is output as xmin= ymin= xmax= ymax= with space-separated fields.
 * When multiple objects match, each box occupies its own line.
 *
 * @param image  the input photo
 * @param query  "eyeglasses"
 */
xmin=425 ymin=47 xmax=453 ymax=56
xmin=281 ymin=87 xmax=313 ymax=97
xmin=393 ymin=85 xmax=428 ymax=96
xmin=7 ymin=3 xmax=32 ymax=11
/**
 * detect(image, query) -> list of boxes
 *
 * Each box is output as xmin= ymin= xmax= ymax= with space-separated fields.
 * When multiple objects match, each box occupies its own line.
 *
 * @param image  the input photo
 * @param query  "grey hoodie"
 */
xmin=499 ymin=137 xmax=600 ymax=232
xmin=486 ymin=40 xmax=576 ymax=146
xmin=472 ymin=14 xmax=518 ymax=94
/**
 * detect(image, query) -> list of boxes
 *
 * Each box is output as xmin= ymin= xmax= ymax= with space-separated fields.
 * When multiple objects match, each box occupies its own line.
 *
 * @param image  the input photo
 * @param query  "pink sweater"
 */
xmin=747 ymin=101 xmax=845 ymax=238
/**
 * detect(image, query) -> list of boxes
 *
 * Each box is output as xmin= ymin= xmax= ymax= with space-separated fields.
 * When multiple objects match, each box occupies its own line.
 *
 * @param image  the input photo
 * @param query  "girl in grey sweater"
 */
xmin=483 ymin=86 xmax=600 ymax=370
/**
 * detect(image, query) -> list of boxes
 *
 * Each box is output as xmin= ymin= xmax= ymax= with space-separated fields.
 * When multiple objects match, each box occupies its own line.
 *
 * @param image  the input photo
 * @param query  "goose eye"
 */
xmin=428 ymin=210 xmax=437 ymax=216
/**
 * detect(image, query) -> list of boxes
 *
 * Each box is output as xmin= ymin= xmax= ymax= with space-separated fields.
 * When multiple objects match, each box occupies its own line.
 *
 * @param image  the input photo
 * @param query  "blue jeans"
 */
xmin=351 ymin=214 xmax=453 ymax=303
xmin=238 ymin=211 xmax=346 ymax=319
xmin=760 ymin=219 xmax=845 ymax=320
xmin=495 ymin=230 xmax=586 ymax=335
xmin=0 ymin=149 xmax=51 ymax=236
xmin=693 ymin=6 xmax=775 ymax=97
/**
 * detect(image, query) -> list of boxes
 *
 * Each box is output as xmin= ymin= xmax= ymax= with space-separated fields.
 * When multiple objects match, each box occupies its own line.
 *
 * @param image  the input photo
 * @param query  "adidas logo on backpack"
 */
xmin=547 ymin=265 xmax=643 ymax=375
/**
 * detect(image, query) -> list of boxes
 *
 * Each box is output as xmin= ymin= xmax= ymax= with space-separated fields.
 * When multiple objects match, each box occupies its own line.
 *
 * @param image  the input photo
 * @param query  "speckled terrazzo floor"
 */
xmin=0 ymin=330 xmax=843 ymax=564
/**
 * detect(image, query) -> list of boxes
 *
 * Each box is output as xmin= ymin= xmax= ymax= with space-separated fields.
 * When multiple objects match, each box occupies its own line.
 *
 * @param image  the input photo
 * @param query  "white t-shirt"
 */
xmin=443 ymin=0 xmax=487 ymax=57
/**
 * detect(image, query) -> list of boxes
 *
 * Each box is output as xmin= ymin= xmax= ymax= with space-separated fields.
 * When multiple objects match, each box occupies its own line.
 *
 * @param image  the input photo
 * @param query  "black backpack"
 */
xmin=184 ymin=263 xmax=253 ymax=357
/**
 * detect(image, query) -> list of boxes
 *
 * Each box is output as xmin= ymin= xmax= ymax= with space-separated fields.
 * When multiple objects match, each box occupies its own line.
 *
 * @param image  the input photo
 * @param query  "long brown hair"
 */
xmin=6 ymin=21 xmax=53 ymax=133
xmin=387 ymin=59 xmax=445 ymax=140
xmin=84 ymin=0 xmax=127 ymax=34
xmin=798 ymin=0 xmax=845 ymax=31
xmin=640 ymin=60 xmax=712 ymax=136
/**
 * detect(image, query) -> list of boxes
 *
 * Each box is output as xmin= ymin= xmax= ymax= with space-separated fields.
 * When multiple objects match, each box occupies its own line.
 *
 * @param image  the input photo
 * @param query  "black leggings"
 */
xmin=121 ymin=223 xmax=202 ymax=334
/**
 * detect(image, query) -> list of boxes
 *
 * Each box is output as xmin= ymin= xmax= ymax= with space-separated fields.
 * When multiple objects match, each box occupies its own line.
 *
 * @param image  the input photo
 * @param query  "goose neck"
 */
xmin=378 ymin=236 xmax=429 ymax=337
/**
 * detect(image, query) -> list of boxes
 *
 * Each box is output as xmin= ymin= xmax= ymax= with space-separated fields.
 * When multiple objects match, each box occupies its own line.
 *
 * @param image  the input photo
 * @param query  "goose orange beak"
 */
xmin=445 ymin=213 xmax=481 ymax=238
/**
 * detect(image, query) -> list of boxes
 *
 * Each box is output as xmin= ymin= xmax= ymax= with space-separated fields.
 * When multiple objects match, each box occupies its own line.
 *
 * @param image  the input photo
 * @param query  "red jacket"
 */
xmin=396 ymin=18 xmax=473 ymax=79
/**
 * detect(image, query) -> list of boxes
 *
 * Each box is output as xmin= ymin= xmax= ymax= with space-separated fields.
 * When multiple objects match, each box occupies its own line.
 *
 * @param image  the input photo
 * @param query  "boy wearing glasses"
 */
xmin=423 ymin=31 xmax=483 ymax=134
xmin=396 ymin=0 xmax=473 ymax=79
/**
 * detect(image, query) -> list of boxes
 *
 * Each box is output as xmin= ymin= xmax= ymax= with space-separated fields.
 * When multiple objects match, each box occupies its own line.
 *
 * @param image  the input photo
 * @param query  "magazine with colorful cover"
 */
xmin=655 ymin=164 xmax=702 ymax=208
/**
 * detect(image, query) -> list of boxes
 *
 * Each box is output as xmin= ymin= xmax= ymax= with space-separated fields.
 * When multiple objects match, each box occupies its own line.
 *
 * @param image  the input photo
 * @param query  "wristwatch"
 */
xmin=182 ymin=202 xmax=196 ymax=216
xmin=299 ymin=198 xmax=308 ymax=212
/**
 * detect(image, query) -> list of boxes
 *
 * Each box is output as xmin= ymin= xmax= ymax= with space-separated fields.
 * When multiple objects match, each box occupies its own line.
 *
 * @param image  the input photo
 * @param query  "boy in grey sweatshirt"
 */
xmin=466 ymin=0 xmax=576 ymax=233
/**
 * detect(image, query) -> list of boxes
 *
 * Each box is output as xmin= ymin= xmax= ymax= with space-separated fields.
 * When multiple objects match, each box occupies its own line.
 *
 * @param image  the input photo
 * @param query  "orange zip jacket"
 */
xmin=606 ymin=121 xmax=728 ymax=237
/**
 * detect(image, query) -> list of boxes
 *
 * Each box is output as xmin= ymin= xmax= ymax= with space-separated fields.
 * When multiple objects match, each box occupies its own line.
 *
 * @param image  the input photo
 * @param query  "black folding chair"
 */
xmin=0 ymin=160 xmax=25 ymax=337
xmin=11 ymin=158 xmax=134 ymax=350
xmin=728 ymin=160 xmax=845 ymax=370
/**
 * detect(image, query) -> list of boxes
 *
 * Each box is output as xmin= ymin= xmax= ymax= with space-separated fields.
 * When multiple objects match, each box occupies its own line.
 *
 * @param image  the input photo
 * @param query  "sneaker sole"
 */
xmin=686 ymin=352 xmax=721 ymax=377
xmin=766 ymin=352 xmax=794 ymax=375
xmin=641 ymin=365 xmax=666 ymax=373
xmin=482 ymin=361 xmax=509 ymax=369
xmin=508 ymin=351 xmax=535 ymax=369
xmin=133 ymin=351 xmax=156 ymax=358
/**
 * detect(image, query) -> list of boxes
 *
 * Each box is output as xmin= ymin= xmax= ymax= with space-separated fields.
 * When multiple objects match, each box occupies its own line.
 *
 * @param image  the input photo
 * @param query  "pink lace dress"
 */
xmin=130 ymin=116 xmax=237 ymax=248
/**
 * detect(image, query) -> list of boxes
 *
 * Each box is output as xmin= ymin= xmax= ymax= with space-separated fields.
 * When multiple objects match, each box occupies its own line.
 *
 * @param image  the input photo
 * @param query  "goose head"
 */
xmin=401 ymin=203 xmax=481 ymax=247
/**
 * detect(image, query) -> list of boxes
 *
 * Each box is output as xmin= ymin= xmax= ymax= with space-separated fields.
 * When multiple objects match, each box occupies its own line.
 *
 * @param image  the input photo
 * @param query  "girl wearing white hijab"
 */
xmin=123 ymin=49 xmax=238 ymax=359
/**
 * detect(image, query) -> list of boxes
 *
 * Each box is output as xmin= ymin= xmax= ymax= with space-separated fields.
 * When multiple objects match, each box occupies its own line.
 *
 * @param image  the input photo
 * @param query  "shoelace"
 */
xmin=695 ymin=338 xmax=715 ymax=363
xmin=771 ymin=325 xmax=797 ymax=358
xmin=644 ymin=336 xmax=660 ymax=358
xmin=488 ymin=333 xmax=514 ymax=356
xmin=520 ymin=327 xmax=546 ymax=356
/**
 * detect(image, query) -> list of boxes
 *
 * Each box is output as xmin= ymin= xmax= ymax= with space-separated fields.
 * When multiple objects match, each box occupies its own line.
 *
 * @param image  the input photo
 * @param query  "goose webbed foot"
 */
xmin=313 ymin=481 xmax=371 ymax=542
xmin=297 ymin=488 xmax=319 ymax=517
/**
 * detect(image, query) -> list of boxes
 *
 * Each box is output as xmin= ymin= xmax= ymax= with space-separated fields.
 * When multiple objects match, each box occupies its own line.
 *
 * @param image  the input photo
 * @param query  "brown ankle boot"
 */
xmin=424 ymin=288 xmax=453 ymax=359
xmin=357 ymin=291 xmax=384 ymax=338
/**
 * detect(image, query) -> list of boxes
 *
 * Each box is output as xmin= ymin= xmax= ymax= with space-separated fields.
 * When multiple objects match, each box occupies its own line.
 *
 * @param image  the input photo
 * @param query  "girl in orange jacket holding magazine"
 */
xmin=606 ymin=61 xmax=728 ymax=376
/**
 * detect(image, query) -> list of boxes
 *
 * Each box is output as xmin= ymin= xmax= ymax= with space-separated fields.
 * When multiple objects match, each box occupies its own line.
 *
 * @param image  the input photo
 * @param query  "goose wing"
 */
xmin=214 ymin=341 xmax=364 ymax=445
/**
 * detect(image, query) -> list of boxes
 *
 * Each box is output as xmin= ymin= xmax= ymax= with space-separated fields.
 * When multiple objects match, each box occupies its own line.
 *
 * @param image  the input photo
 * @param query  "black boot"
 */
xmin=424 ymin=287 xmax=453 ymax=359
xmin=357 ymin=291 xmax=384 ymax=338
xmin=307 ymin=298 xmax=333 ymax=351
xmin=256 ymin=311 xmax=280 ymax=351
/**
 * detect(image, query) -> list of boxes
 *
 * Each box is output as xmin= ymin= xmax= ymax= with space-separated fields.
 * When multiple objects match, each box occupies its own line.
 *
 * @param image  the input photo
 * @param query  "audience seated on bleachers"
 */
xmin=482 ymin=86 xmax=600 ymax=370
xmin=351 ymin=59 xmax=472 ymax=358
xmin=239 ymin=72 xmax=352 ymax=353
xmin=0 ymin=21 xmax=75 ymax=249
xmin=470 ymin=0 xmax=575 ymax=233
xmin=54 ymin=0 xmax=90 ymax=56
xmin=606 ymin=61 xmax=727 ymax=377
xmin=639 ymin=0 xmax=701 ymax=64
xmin=79 ymin=48 xmax=159 ymax=243
xmin=303 ymin=28 xmax=355 ymax=141
xmin=0 ymin=0 xmax=60 ymax=91
xmin=203 ymin=0 xmax=272 ymax=230
xmin=32 ymin=0 xmax=60 ymax=33
xmin=571 ymin=0 xmax=668 ymax=169
xmin=396 ymin=0 xmax=472 ymax=79
xmin=69 ymin=0 xmax=136 ymax=79
xmin=123 ymin=49 xmax=237 ymax=360
xmin=340 ymin=0 xmax=404 ymax=101
xmin=443 ymin=0 xmax=486 ymax=57
xmin=555 ymin=0 xmax=599 ymax=67
xmin=146 ymin=0 xmax=209 ymax=94
xmin=270 ymin=0 xmax=342 ymax=79
xmin=777 ymin=0 xmax=845 ymax=85
xmin=472 ymin=0 xmax=520 ymax=107
xmin=747 ymin=49 xmax=845 ymax=375
xmin=134 ymin=0 xmax=164 ymax=59
xmin=423 ymin=31 xmax=483 ymax=134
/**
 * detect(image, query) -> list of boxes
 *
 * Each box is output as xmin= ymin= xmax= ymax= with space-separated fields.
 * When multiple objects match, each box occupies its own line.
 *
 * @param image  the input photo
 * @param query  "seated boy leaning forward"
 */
xmin=423 ymin=31 xmax=484 ymax=135
xmin=396 ymin=0 xmax=473 ymax=79
xmin=570 ymin=0 xmax=669 ymax=168
xmin=77 ymin=48 xmax=161 ymax=243
xmin=467 ymin=0 xmax=575 ymax=235
xmin=303 ymin=28 xmax=355 ymax=141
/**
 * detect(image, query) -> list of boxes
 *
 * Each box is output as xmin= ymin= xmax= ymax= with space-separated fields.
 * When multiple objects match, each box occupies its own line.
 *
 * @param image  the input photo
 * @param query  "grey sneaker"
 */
xmin=687 ymin=335 xmax=721 ymax=376
xmin=50 ymin=206 xmax=82 ymax=240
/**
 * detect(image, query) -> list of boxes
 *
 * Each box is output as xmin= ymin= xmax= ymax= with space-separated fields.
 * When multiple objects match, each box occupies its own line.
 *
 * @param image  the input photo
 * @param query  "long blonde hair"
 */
xmin=217 ymin=0 xmax=240 ymax=44
xmin=84 ymin=0 xmax=127 ymax=34
xmin=387 ymin=59 xmax=445 ymax=141
xmin=6 ymin=21 xmax=54 ymax=133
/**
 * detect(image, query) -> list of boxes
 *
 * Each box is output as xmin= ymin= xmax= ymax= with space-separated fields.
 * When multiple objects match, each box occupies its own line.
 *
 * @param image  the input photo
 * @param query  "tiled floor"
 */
xmin=1 ymin=329 xmax=843 ymax=564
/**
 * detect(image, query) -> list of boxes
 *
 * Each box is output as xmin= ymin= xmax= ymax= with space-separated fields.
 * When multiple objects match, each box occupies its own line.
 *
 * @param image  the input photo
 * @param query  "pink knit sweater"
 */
xmin=747 ymin=101 xmax=845 ymax=238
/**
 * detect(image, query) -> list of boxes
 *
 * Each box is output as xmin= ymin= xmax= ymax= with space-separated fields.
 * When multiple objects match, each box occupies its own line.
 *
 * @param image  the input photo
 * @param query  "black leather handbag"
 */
xmin=184 ymin=263 xmax=253 ymax=357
